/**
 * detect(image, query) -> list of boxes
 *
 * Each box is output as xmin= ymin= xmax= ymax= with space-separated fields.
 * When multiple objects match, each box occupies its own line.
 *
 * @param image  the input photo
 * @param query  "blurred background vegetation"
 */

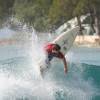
xmin=0 ymin=0 xmax=100 ymax=34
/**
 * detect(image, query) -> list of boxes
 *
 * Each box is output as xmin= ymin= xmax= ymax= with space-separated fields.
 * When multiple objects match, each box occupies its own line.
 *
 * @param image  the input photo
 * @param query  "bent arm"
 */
xmin=62 ymin=56 xmax=68 ymax=74
xmin=58 ymin=52 xmax=68 ymax=74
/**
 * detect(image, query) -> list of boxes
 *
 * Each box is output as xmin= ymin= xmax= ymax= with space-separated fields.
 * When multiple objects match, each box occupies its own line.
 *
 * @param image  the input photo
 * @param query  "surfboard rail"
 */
xmin=52 ymin=26 xmax=80 ymax=54
xmin=38 ymin=26 xmax=80 ymax=77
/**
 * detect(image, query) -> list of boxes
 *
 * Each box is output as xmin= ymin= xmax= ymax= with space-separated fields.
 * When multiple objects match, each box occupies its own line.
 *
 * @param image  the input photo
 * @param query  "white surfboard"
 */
xmin=38 ymin=26 xmax=79 ymax=77
xmin=52 ymin=26 xmax=79 ymax=55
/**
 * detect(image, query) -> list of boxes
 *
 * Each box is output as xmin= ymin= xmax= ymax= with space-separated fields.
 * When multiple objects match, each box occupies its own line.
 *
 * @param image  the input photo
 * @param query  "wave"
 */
xmin=0 ymin=56 xmax=98 ymax=100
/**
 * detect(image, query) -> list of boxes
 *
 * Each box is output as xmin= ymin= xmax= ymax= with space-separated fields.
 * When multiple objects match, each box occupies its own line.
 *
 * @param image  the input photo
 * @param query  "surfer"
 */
xmin=44 ymin=43 xmax=68 ymax=74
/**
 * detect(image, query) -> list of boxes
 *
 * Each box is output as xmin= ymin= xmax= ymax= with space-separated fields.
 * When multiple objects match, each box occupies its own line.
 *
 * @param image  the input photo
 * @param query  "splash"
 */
xmin=0 ymin=19 xmax=98 ymax=100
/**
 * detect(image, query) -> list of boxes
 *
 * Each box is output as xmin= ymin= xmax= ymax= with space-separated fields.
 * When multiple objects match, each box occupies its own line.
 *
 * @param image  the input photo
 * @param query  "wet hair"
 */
xmin=53 ymin=44 xmax=61 ymax=51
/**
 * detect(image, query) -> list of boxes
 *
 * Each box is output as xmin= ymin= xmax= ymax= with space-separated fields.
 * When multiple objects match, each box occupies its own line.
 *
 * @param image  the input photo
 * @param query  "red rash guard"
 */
xmin=44 ymin=43 xmax=64 ymax=61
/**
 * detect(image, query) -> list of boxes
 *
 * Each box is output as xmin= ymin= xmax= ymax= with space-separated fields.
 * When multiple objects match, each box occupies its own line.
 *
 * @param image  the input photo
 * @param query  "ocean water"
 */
xmin=0 ymin=43 xmax=100 ymax=100
xmin=0 ymin=26 xmax=100 ymax=100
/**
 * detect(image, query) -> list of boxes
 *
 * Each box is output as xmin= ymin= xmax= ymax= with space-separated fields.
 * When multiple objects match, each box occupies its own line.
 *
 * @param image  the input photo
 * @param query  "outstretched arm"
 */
xmin=62 ymin=56 xmax=68 ymax=74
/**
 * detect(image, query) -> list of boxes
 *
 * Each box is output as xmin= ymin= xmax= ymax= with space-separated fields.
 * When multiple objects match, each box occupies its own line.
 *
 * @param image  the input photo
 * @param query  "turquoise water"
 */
xmin=83 ymin=64 xmax=100 ymax=100
xmin=0 ymin=44 xmax=100 ymax=100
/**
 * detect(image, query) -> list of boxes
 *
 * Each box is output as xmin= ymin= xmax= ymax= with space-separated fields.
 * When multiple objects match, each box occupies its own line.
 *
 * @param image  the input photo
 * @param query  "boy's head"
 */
xmin=52 ymin=44 xmax=61 ymax=53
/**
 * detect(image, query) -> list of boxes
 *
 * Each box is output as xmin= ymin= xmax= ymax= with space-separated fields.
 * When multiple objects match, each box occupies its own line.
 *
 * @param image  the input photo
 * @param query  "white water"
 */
xmin=0 ymin=22 xmax=98 ymax=100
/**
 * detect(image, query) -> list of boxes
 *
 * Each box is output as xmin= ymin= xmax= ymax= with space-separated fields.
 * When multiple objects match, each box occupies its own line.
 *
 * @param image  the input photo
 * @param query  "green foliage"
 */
xmin=0 ymin=0 xmax=100 ymax=32
xmin=73 ymin=0 xmax=87 ymax=16
xmin=13 ymin=0 xmax=53 ymax=31
xmin=0 ymin=0 xmax=15 ymax=25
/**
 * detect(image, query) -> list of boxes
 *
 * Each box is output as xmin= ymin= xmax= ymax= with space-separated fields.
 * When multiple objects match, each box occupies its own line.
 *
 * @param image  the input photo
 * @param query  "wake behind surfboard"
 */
xmin=38 ymin=26 xmax=79 ymax=77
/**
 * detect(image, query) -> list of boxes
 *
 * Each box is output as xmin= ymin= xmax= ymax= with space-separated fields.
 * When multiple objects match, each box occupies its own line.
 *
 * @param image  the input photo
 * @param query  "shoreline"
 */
xmin=74 ymin=35 xmax=100 ymax=48
xmin=0 ymin=35 xmax=100 ymax=47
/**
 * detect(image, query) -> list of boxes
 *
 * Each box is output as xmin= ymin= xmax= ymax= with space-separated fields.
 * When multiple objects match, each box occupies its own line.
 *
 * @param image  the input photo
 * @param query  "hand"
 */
xmin=64 ymin=67 xmax=68 ymax=74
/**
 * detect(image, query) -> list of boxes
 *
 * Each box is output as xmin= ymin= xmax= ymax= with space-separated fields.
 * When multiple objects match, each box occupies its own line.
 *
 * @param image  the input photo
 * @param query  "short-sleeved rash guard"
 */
xmin=44 ymin=43 xmax=64 ymax=61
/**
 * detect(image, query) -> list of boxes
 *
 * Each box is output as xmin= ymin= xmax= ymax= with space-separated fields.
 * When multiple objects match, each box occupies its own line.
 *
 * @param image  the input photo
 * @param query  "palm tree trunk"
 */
xmin=76 ymin=15 xmax=83 ymax=35
xmin=87 ymin=0 xmax=95 ymax=34
xmin=93 ymin=7 xmax=100 ymax=36
xmin=89 ymin=11 xmax=95 ymax=33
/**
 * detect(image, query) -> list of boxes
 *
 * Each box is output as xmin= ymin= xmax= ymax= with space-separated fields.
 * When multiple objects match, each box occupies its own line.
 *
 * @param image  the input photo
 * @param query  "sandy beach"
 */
xmin=0 ymin=35 xmax=100 ymax=47
xmin=74 ymin=35 xmax=100 ymax=47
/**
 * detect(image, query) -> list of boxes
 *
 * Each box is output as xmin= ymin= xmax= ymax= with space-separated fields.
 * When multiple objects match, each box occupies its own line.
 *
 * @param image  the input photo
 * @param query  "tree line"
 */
xmin=0 ymin=0 xmax=100 ymax=34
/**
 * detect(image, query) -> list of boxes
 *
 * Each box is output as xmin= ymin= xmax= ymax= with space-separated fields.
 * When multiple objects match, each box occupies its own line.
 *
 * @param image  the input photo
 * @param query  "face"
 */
xmin=52 ymin=48 xmax=59 ymax=54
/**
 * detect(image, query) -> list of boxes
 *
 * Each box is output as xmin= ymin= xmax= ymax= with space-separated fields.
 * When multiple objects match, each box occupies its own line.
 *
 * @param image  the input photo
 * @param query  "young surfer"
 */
xmin=43 ymin=43 xmax=68 ymax=74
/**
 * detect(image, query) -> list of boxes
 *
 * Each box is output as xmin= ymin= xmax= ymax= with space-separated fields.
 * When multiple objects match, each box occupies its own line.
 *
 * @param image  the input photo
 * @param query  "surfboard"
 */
xmin=38 ymin=26 xmax=79 ymax=77
xmin=52 ymin=26 xmax=79 ymax=55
